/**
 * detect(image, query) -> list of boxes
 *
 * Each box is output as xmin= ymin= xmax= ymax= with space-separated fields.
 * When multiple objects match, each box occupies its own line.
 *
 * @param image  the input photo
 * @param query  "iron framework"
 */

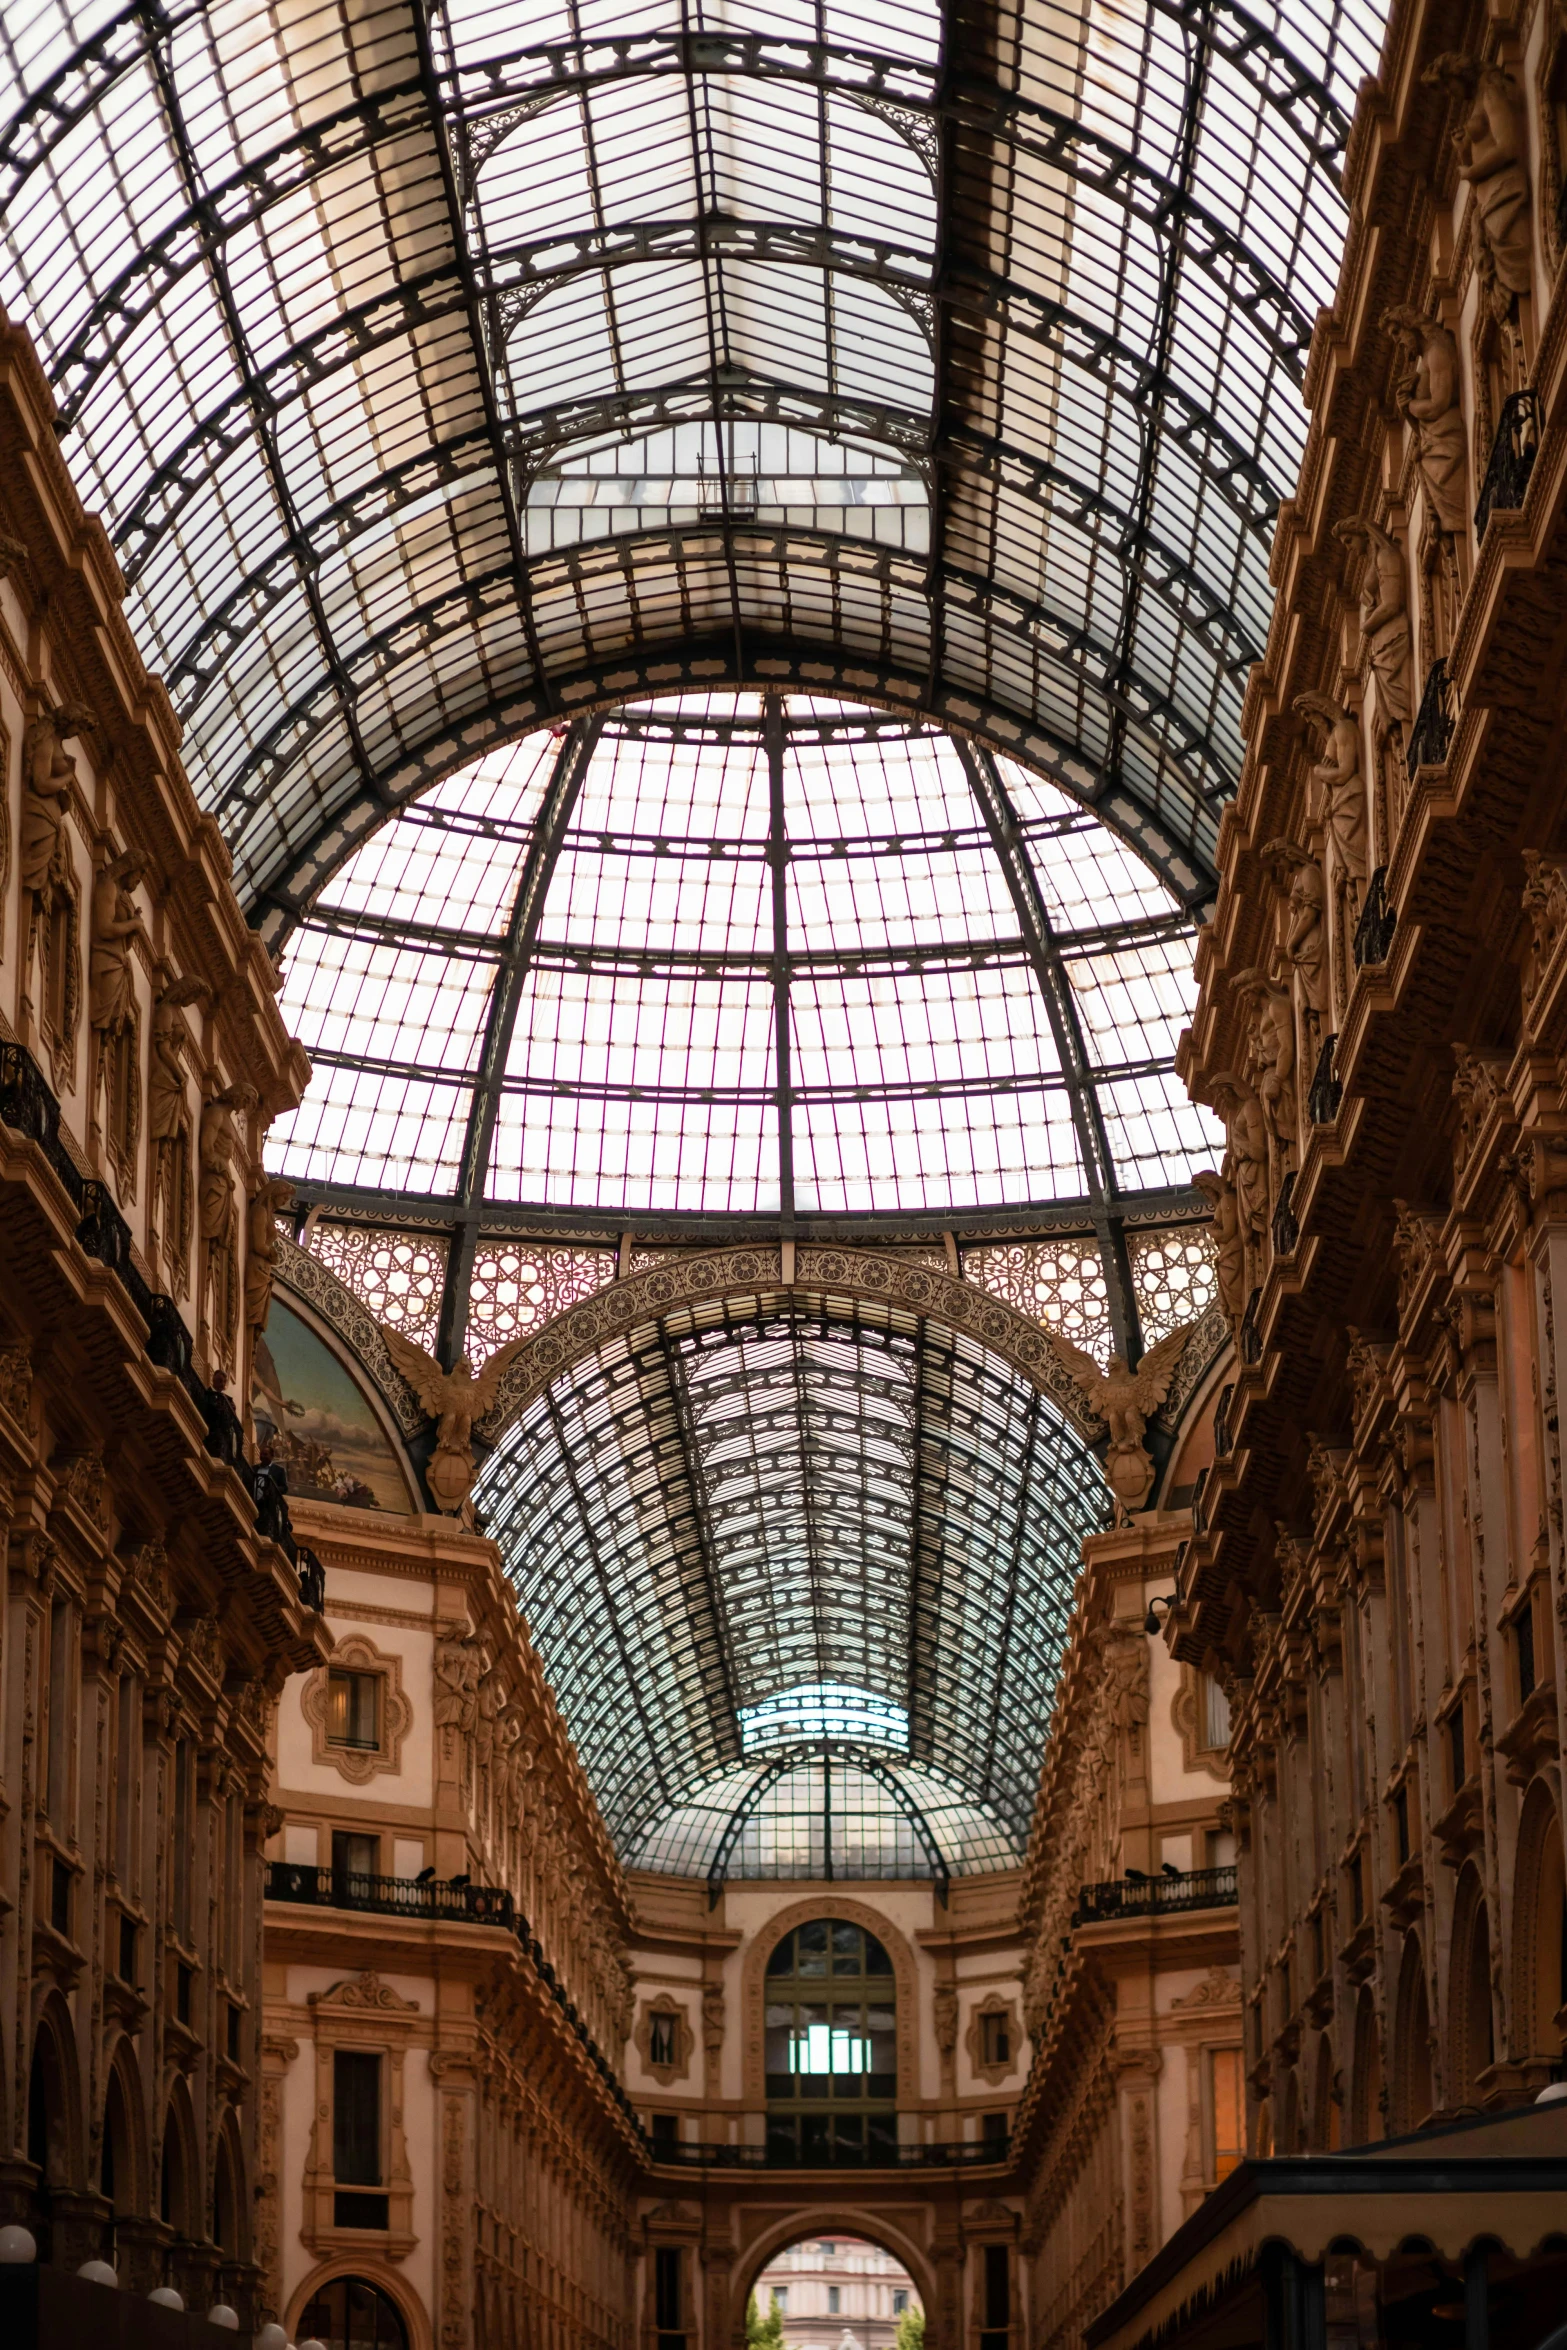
xmin=0 ymin=0 xmax=1385 ymax=922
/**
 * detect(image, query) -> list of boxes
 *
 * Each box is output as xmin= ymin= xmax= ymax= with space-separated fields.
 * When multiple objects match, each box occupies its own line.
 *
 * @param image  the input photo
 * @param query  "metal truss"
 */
xmin=703 ymin=1743 xmax=952 ymax=1905
xmin=476 ymin=1294 xmax=1104 ymax=1852
xmin=0 ymin=0 xmax=1377 ymax=925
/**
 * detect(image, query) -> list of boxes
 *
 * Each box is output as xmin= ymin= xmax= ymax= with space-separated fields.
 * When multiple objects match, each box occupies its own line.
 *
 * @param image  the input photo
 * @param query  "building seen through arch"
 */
xmin=752 ymin=2235 xmax=921 ymax=2350
xmin=4 ymin=0 xmax=1567 ymax=2343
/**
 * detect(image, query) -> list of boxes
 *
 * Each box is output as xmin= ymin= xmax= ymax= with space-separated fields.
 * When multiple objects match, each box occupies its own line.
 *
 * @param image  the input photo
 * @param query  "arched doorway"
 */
xmin=750 ymin=2234 xmax=923 ymax=2350
xmin=734 ymin=2217 xmax=938 ymax=2350
xmin=298 ymin=2274 xmax=412 ymax=2350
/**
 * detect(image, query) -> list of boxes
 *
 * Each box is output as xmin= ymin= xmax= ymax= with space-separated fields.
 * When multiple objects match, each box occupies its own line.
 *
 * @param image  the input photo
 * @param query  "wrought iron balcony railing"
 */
xmin=652 ymin=2130 xmax=1008 ymax=2169
xmin=1405 ymin=659 xmax=1453 ymax=779
xmin=0 ymin=1041 xmax=321 ymax=1614
xmin=265 ymin=1862 xmax=641 ymax=2137
xmin=1072 ymin=1865 xmax=1238 ymax=1926
xmin=1352 ymin=868 xmax=1395 ymax=968
xmin=1307 ymin=1031 xmax=1341 ymax=1124
xmin=1475 ymin=387 xmax=1540 ymax=537
xmin=1270 ymin=1171 xmax=1298 ymax=1259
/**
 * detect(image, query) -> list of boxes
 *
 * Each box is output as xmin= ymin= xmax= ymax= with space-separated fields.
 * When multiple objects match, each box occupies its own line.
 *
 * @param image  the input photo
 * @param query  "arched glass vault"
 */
xmin=0 ymin=0 xmax=1384 ymax=929
xmin=476 ymin=1293 xmax=1107 ymax=1865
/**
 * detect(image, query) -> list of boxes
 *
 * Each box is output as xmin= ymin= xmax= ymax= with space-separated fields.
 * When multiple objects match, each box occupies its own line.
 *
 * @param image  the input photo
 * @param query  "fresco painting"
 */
xmin=251 ymin=1297 xmax=413 ymax=1513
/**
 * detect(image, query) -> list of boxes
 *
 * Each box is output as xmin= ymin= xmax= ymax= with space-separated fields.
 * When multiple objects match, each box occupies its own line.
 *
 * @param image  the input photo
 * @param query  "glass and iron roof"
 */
xmin=0 ymin=0 xmax=1384 ymax=929
xmin=478 ymin=1293 xmax=1107 ymax=1866
xmin=266 ymin=695 xmax=1221 ymax=1245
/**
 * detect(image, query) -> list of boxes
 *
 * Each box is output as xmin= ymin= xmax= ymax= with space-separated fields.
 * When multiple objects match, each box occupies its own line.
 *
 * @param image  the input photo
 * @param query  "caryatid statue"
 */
xmin=21 ymin=706 xmax=90 ymax=899
xmin=1423 ymin=55 xmax=1533 ymax=327
xmin=244 ymin=1173 xmax=296 ymax=1338
xmin=1261 ymin=839 xmax=1329 ymax=1074
xmin=1333 ymin=517 xmax=1412 ymax=742
xmin=1293 ymin=690 xmax=1369 ymax=916
xmin=1207 ymin=1071 xmax=1270 ymax=1285
xmin=1194 ymin=1168 xmax=1245 ymax=1340
xmin=89 ymin=848 xmax=149 ymax=1037
xmin=1383 ymin=305 xmax=1467 ymax=536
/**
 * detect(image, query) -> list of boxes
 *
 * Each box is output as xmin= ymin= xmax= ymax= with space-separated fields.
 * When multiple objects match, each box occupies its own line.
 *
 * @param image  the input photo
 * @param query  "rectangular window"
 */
xmin=1394 ymin=1786 xmax=1410 ymax=1865
xmin=789 ymin=2023 xmax=869 ymax=2074
xmin=655 ymin=2245 xmax=684 ymax=2344
xmin=651 ymin=2112 xmax=678 ymax=2153
xmin=1209 ymin=2048 xmax=1244 ymax=2181
xmin=1517 ymin=1604 xmax=1537 ymax=1703
xmin=173 ymin=1741 xmax=191 ymax=1940
xmin=327 ymin=1670 xmax=380 ymax=1751
xmin=331 ymin=1830 xmax=380 ymax=1884
xmin=46 ymin=1600 xmax=72 ymax=1828
xmin=333 ymin=2049 xmax=383 ymax=2186
xmin=982 ymin=2111 xmax=1008 ymax=2145
xmin=980 ymin=2011 xmax=1010 ymax=2067
xmin=649 ymin=2013 xmax=678 ymax=2068
xmin=892 ymin=2294 xmax=907 ymax=2316
xmin=118 ymin=1914 xmax=138 ymax=1986
xmin=1203 ymin=1674 xmax=1232 ymax=1751
xmin=1449 ymin=1707 xmax=1467 ymax=1794
xmin=828 ymin=2289 xmax=840 ymax=2316
xmin=176 ymin=1962 xmax=193 ymax=2026
xmin=114 ymin=1669 xmax=138 ymax=1886
xmin=983 ymin=2245 xmax=1010 ymax=2333
xmin=773 ymin=2292 xmax=788 ymax=2315
xmin=50 ymin=1856 xmax=71 ymax=1939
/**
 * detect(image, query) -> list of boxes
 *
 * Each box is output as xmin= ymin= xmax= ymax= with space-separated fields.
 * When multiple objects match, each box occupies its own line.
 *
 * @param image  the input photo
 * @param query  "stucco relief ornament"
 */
xmin=1293 ymin=691 xmax=1369 ymax=915
xmin=1383 ymin=306 xmax=1468 ymax=536
xmin=380 ymin=1325 xmax=534 ymax=1513
xmin=1044 ymin=1325 xmax=1191 ymax=1515
xmin=1423 ymin=55 xmax=1533 ymax=336
xmin=1333 ymin=517 xmax=1412 ymax=745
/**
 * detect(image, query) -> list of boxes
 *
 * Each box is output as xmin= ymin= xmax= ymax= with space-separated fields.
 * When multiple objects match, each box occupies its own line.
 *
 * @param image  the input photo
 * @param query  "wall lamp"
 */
xmin=1144 ymin=1593 xmax=1178 ymax=1636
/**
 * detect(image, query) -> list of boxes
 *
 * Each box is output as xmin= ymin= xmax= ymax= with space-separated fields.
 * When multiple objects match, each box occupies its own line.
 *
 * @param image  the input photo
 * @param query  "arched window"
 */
xmin=1392 ymin=1935 xmax=1432 ymax=2135
xmin=1515 ymin=1785 xmax=1567 ymax=2067
xmin=298 ymin=2275 xmax=411 ymax=2350
xmin=765 ymin=1920 xmax=896 ymax=2162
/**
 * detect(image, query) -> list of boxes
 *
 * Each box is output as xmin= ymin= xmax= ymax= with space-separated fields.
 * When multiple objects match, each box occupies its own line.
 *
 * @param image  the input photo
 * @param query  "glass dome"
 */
xmin=628 ymin=1748 xmax=1022 ymax=1888
xmin=268 ymin=694 xmax=1220 ymax=1222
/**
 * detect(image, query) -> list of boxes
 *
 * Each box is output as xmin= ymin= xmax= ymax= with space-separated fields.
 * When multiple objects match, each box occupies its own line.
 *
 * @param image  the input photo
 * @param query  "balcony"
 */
xmin=0 ymin=1039 xmax=324 ymax=1617
xmin=651 ymin=2130 xmax=1008 ymax=2170
xmin=264 ymin=1862 xmax=639 ymax=2132
xmin=1475 ymin=387 xmax=1540 ymax=538
xmin=1072 ymin=1865 xmax=1237 ymax=1926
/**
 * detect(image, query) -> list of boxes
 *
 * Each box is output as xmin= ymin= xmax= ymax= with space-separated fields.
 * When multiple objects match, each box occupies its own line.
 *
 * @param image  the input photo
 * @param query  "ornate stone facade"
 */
xmin=1012 ymin=1517 xmax=1239 ymax=2350
xmin=0 ymin=310 xmax=324 ymax=2319
xmin=1174 ymin=0 xmax=1567 ymax=2193
xmin=263 ymin=1479 xmax=640 ymax=2347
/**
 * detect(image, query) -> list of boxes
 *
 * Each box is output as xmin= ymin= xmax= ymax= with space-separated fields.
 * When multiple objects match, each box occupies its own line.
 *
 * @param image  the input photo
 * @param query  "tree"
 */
xmin=895 ymin=2307 xmax=925 ymax=2350
xmin=747 ymin=2295 xmax=785 ymax=2350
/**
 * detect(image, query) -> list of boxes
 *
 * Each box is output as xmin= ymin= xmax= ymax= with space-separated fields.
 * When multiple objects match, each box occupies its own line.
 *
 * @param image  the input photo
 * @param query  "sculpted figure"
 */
xmin=89 ymin=850 xmax=149 ymax=1035
xmin=21 ymin=708 xmax=88 ymax=897
xmin=381 ymin=1327 xmax=535 ymax=1513
xmin=1423 ymin=55 xmax=1532 ymax=320
xmin=199 ymin=1084 xmax=252 ymax=1345
xmin=150 ymin=976 xmax=206 ymax=1144
xmin=1383 ymin=306 xmax=1467 ymax=534
xmin=434 ymin=1630 xmax=482 ymax=1731
xmin=1234 ymin=969 xmax=1297 ymax=1158
xmin=1194 ymin=1169 xmax=1245 ymax=1337
xmin=244 ymin=1173 xmax=295 ymax=1336
xmin=1047 ymin=1324 xmax=1192 ymax=1516
xmin=1209 ymin=1073 xmax=1269 ymax=1266
xmin=1294 ymin=691 xmax=1368 ymax=910
xmin=1333 ymin=518 xmax=1412 ymax=740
